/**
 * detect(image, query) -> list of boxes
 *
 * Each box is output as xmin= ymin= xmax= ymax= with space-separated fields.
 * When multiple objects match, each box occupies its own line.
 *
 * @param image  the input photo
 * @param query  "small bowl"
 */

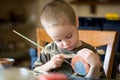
xmin=0 ymin=58 xmax=15 ymax=68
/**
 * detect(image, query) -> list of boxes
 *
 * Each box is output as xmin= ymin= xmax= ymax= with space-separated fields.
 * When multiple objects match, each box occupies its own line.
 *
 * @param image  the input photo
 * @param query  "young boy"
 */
xmin=33 ymin=0 xmax=105 ymax=78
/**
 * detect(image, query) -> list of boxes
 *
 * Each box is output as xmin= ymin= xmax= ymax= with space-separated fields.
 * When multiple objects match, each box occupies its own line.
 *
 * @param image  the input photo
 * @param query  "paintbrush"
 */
xmin=13 ymin=30 xmax=71 ymax=65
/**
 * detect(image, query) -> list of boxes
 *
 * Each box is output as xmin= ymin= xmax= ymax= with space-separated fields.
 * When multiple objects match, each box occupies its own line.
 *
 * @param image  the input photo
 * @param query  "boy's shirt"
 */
xmin=33 ymin=41 xmax=106 ymax=78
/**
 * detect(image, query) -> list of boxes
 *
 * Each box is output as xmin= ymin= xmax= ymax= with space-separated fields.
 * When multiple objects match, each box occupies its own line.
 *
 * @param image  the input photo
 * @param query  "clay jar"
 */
xmin=0 ymin=58 xmax=15 ymax=68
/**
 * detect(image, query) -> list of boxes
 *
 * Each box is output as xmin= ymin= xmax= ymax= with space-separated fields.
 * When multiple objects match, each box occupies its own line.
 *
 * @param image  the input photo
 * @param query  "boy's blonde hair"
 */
xmin=40 ymin=0 xmax=76 ymax=27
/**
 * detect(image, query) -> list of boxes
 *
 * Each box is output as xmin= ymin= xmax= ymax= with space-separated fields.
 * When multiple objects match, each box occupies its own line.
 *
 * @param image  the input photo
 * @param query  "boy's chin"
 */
xmin=59 ymin=46 xmax=74 ymax=50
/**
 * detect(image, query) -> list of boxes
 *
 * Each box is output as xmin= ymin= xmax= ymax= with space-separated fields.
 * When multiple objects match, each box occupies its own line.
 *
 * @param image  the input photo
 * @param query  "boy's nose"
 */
xmin=62 ymin=40 xmax=70 ymax=47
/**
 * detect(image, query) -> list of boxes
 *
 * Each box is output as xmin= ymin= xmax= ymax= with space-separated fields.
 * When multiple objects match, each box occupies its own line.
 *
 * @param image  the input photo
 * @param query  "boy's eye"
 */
xmin=66 ymin=34 xmax=72 ymax=39
xmin=56 ymin=40 xmax=61 ymax=42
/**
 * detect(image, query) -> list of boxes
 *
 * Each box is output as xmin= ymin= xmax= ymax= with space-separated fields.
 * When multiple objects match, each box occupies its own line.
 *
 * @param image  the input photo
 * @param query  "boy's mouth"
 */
xmin=65 ymin=46 xmax=73 ymax=50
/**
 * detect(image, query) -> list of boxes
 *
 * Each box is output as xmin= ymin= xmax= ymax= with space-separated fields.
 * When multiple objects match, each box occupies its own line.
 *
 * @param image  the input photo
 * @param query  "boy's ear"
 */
xmin=75 ymin=16 xmax=79 ymax=29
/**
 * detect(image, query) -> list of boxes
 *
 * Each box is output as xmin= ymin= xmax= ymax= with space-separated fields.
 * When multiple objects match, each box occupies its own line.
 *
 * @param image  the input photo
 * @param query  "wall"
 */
xmin=0 ymin=0 xmax=37 ymax=22
xmin=0 ymin=0 xmax=38 ymax=67
xmin=0 ymin=0 xmax=38 ymax=52
xmin=72 ymin=4 xmax=120 ymax=17
xmin=36 ymin=0 xmax=120 ymax=27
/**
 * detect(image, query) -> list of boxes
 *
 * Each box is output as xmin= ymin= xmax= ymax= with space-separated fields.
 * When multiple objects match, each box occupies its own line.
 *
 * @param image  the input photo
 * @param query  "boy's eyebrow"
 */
xmin=66 ymin=30 xmax=73 ymax=36
xmin=53 ymin=30 xmax=73 ymax=40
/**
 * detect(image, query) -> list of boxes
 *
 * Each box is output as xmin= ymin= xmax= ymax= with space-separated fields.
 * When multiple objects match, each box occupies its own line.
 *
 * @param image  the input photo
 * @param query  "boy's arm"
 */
xmin=33 ymin=42 xmax=64 ymax=72
xmin=85 ymin=65 xmax=101 ymax=78
xmin=34 ymin=54 xmax=64 ymax=72
xmin=33 ymin=48 xmax=52 ymax=72
xmin=77 ymin=48 xmax=102 ymax=78
xmin=34 ymin=61 xmax=54 ymax=72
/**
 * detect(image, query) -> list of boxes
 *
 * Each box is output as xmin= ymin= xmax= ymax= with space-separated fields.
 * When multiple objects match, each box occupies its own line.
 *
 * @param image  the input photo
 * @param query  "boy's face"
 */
xmin=42 ymin=22 xmax=79 ymax=50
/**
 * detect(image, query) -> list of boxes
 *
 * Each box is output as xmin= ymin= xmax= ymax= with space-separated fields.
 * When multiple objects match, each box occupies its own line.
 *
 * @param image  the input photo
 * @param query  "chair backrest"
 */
xmin=36 ymin=28 xmax=118 ymax=79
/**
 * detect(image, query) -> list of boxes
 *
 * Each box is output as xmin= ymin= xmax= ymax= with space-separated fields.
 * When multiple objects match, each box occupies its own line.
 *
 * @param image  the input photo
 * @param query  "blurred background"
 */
xmin=0 ymin=0 xmax=120 ymax=79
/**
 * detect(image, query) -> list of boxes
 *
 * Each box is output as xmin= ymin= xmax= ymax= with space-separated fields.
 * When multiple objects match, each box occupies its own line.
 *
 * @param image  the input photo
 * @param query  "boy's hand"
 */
xmin=77 ymin=48 xmax=102 ymax=67
xmin=48 ymin=54 xmax=64 ymax=69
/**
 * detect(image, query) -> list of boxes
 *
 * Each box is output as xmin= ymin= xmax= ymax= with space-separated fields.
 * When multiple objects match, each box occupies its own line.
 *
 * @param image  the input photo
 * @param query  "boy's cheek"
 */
xmin=56 ymin=43 xmax=63 ymax=49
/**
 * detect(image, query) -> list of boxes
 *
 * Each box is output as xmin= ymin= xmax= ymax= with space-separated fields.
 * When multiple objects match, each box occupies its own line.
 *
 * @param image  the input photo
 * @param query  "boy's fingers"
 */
xmin=77 ymin=48 xmax=93 ymax=58
xmin=61 ymin=54 xmax=75 ymax=59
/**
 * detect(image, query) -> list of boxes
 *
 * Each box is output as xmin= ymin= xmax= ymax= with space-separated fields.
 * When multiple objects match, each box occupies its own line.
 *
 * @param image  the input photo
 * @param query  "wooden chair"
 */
xmin=36 ymin=28 xmax=118 ymax=79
